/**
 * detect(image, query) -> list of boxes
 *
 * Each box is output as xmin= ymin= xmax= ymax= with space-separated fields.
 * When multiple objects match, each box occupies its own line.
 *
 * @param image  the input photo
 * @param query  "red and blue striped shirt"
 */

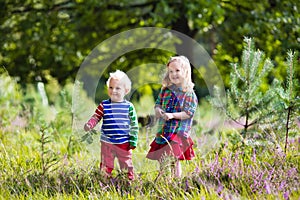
xmin=85 ymin=99 xmax=139 ymax=147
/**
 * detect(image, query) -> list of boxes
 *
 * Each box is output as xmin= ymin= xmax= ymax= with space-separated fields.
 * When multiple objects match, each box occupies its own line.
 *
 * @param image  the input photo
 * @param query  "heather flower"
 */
xmin=264 ymin=180 xmax=271 ymax=194
xmin=217 ymin=183 xmax=224 ymax=194
xmin=283 ymin=191 xmax=289 ymax=200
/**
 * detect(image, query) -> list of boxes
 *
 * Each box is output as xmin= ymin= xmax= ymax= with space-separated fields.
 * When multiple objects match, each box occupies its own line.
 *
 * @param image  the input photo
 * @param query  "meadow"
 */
xmin=0 ymin=68 xmax=299 ymax=200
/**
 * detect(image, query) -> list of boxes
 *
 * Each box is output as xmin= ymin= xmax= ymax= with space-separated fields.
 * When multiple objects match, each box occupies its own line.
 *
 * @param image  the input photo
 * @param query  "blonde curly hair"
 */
xmin=162 ymin=55 xmax=194 ymax=92
xmin=106 ymin=70 xmax=131 ymax=94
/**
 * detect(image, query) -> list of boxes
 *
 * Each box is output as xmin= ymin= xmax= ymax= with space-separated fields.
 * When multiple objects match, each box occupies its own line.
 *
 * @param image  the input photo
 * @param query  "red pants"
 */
xmin=100 ymin=141 xmax=134 ymax=180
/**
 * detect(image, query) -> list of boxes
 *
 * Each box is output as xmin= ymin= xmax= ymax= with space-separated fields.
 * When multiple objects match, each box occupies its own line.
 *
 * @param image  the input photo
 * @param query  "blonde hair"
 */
xmin=106 ymin=70 xmax=131 ymax=93
xmin=162 ymin=55 xmax=194 ymax=92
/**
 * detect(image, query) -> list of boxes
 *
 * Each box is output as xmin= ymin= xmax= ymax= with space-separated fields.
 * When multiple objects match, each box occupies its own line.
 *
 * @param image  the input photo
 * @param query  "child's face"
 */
xmin=168 ymin=61 xmax=185 ymax=87
xmin=108 ymin=78 xmax=128 ymax=102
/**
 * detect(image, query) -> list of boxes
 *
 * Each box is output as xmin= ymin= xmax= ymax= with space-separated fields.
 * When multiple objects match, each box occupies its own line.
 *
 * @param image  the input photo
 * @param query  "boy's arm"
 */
xmin=84 ymin=103 xmax=104 ymax=131
xmin=129 ymin=103 xmax=139 ymax=148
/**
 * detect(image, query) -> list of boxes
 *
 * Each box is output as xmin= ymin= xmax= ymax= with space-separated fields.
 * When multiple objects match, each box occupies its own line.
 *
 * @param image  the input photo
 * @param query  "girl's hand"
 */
xmin=163 ymin=112 xmax=174 ymax=121
xmin=155 ymin=107 xmax=165 ymax=118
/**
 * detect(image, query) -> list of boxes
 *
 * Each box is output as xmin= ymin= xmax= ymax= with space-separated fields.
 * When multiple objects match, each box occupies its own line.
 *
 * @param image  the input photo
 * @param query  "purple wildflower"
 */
xmin=217 ymin=184 xmax=224 ymax=194
xmin=283 ymin=191 xmax=289 ymax=200
xmin=264 ymin=180 xmax=271 ymax=194
xmin=279 ymin=181 xmax=286 ymax=191
xmin=194 ymin=166 xmax=200 ymax=174
xmin=185 ymin=179 xmax=190 ymax=192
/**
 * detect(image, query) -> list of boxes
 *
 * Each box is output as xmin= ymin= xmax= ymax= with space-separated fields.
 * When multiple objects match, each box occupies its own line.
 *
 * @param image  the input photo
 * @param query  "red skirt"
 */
xmin=146 ymin=134 xmax=195 ymax=161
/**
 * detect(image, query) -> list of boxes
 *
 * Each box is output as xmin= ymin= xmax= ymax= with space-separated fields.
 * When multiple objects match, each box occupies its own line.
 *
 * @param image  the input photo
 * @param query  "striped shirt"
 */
xmin=86 ymin=99 xmax=139 ymax=146
xmin=155 ymin=85 xmax=198 ymax=144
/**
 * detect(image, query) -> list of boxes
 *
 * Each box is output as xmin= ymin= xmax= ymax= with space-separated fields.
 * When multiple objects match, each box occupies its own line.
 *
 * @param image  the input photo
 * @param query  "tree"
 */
xmin=270 ymin=51 xmax=300 ymax=153
xmin=1 ymin=0 xmax=299 ymax=99
xmin=211 ymin=37 xmax=274 ymax=138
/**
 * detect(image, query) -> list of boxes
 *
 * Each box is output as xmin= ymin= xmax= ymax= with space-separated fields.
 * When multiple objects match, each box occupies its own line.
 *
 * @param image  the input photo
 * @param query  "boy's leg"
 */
xmin=115 ymin=143 xmax=134 ymax=180
xmin=100 ymin=142 xmax=114 ymax=177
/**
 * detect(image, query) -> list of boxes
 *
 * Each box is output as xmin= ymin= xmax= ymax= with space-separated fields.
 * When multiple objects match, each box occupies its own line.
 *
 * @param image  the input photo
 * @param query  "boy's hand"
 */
xmin=84 ymin=124 xmax=91 ymax=132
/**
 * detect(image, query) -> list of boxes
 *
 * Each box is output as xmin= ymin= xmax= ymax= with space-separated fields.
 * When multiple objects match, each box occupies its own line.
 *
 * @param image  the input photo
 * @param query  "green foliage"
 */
xmin=211 ymin=37 xmax=274 ymax=138
xmin=38 ymin=123 xmax=60 ymax=177
xmin=81 ymin=129 xmax=98 ymax=144
xmin=0 ymin=68 xmax=22 ymax=128
xmin=267 ymin=51 xmax=300 ymax=152
xmin=1 ymin=0 xmax=300 ymax=101
xmin=210 ymin=39 xmax=300 ymax=157
xmin=211 ymin=0 xmax=300 ymax=86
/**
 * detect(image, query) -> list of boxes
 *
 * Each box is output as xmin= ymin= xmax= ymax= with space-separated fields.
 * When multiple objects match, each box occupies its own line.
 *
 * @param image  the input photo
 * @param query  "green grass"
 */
xmin=1 ymin=123 xmax=299 ymax=199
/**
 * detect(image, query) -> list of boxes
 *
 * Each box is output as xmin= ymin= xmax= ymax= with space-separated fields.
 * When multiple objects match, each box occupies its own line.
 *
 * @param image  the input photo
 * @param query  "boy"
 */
xmin=84 ymin=70 xmax=139 ymax=180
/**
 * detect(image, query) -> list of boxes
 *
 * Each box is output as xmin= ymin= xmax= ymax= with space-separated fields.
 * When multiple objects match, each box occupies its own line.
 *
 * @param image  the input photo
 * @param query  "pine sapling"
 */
xmin=211 ymin=37 xmax=274 ymax=139
xmin=271 ymin=51 xmax=300 ymax=153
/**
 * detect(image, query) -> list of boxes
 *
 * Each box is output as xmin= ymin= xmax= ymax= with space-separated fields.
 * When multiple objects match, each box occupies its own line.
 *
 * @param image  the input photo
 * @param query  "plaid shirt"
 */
xmin=155 ymin=85 xmax=198 ymax=144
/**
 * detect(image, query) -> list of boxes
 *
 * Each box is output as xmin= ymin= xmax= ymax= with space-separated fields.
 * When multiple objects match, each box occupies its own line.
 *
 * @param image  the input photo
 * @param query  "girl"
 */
xmin=146 ymin=55 xmax=198 ymax=178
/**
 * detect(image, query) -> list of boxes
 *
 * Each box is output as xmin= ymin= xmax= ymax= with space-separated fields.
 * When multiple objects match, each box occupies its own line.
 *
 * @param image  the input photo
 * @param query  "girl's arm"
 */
xmin=164 ymin=91 xmax=198 ymax=121
xmin=163 ymin=111 xmax=190 ymax=121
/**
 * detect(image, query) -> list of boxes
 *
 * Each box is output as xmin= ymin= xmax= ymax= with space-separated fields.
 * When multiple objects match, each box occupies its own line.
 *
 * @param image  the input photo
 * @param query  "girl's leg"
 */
xmin=174 ymin=160 xmax=182 ymax=178
xmin=155 ymin=157 xmax=171 ymax=182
